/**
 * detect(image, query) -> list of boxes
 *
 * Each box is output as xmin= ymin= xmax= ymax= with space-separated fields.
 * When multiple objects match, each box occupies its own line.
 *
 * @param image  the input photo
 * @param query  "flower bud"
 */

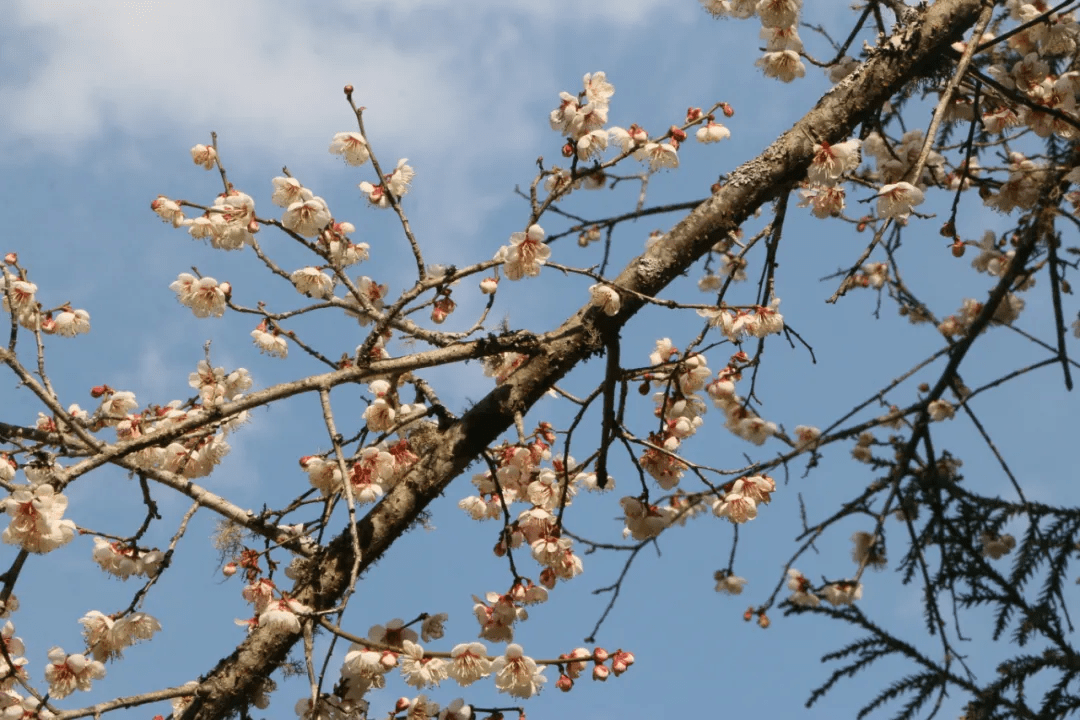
xmin=593 ymin=647 xmax=609 ymax=663
xmin=556 ymin=674 xmax=574 ymax=692
xmin=685 ymin=107 xmax=703 ymax=122
xmin=720 ymin=102 xmax=734 ymax=117
xmin=5 ymin=253 xmax=18 ymax=265
xmin=562 ymin=143 xmax=574 ymax=158
xmin=592 ymin=664 xmax=610 ymax=681
xmin=223 ymin=562 xmax=238 ymax=577
xmin=395 ymin=698 xmax=411 ymax=713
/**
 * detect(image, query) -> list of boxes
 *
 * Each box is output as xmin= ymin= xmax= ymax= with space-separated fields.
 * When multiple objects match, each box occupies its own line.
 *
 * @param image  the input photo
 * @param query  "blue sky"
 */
xmin=2 ymin=2 xmax=1078 ymax=719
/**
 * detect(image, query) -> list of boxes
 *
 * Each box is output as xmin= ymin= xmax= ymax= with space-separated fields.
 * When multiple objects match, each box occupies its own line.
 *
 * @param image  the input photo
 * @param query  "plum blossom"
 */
xmin=588 ymin=284 xmax=621 ymax=316
xmin=329 ymin=132 xmax=371 ymax=166
xmin=420 ymin=613 xmax=448 ymax=643
xmin=787 ymin=569 xmax=820 ymax=606
xmin=290 ymin=267 xmax=334 ymax=299
xmin=282 ymin=197 xmax=332 ymax=237
xmin=497 ymin=224 xmax=550 ymax=281
xmin=92 ymin=537 xmax=164 ymax=579
xmin=807 ymin=139 xmax=862 ymax=185
xmin=400 ymin=640 xmax=448 ymax=688
xmin=980 ymin=531 xmax=1016 ymax=559
xmin=44 ymin=648 xmax=105 ymax=698
xmin=50 ymin=308 xmax=91 ymax=337
xmin=170 ymin=274 xmax=229 ymax=318
xmin=876 ymin=181 xmax=925 ymax=220
xmin=190 ymin=144 xmax=217 ymax=170
xmin=756 ymin=50 xmax=805 ymax=82
xmin=252 ymin=322 xmax=288 ymax=358
xmin=491 ymin=644 xmax=546 ymax=699
xmin=822 ymin=581 xmax=863 ymax=606
xmin=80 ymin=611 xmax=161 ymax=662
xmin=712 ymin=492 xmax=757 ymax=523
xmin=2 ymin=484 xmax=76 ymax=553
xmin=151 ymin=196 xmax=185 ymax=226
xmin=271 ymin=176 xmax=311 ymax=208
xmin=696 ymin=121 xmax=731 ymax=143
xmin=714 ymin=570 xmax=748 ymax=594
xmin=446 ymin=642 xmax=492 ymax=686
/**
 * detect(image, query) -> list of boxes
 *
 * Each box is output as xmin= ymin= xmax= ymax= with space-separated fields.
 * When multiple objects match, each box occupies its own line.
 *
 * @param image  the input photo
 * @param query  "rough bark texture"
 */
xmin=182 ymin=1 xmax=989 ymax=717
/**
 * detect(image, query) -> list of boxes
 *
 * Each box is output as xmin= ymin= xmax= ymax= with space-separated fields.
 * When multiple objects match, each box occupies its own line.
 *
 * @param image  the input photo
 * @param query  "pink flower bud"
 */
xmin=556 ymin=674 xmax=574 ymax=692
xmin=4 ymin=253 xmax=17 ymax=265
xmin=395 ymin=698 xmax=410 ymax=713
xmin=612 ymin=650 xmax=634 ymax=674
xmin=593 ymin=647 xmax=609 ymax=663
xmin=721 ymin=102 xmax=734 ymax=117
xmin=90 ymin=385 xmax=112 ymax=398
xmin=539 ymin=567 xmax=557 ymax=589
xmin=223 ymin=562 xmax=238 ymax=577
xmin=670 ymin=126 xmax=687 ymax=142
xmin=480 ymin=277 xmax=498 ymax=294
xmin=562 ymin=143 xmax=574 ymax=158
xmin=685 ymin=107 xmax=703 ymax=122
xmin=592 ymin=664 xmax=610 ymax=681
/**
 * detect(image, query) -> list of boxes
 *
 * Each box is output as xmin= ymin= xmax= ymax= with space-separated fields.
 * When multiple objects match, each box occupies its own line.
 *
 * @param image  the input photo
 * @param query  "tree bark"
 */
xmin=183 ymin=1 xmax=989 ymax=717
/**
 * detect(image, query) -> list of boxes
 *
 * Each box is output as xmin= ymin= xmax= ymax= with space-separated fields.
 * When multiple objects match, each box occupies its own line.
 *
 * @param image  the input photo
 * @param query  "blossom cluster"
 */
xmin=79 ymin=610 xmax=162 ymax=662
xmin=1 ymin=266 xmax=91 ymax=336
xmin=700 ymin=0 xmax=806 ymax=82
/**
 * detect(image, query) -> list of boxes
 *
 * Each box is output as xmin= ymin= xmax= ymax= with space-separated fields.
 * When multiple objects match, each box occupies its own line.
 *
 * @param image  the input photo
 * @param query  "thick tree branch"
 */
xmin=181 ymin=2 xmax=991 ymax=717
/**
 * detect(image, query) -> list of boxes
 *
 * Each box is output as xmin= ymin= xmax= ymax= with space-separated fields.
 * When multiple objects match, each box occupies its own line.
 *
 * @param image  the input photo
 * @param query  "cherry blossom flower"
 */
xmin=44 ymin=647 xmax=105 ymax=698
xmin=492 ymin=644 xmax=546 ymax=699
xmin=876 ymin=181 xmax=925 ymax=220
xmin=498 ymin=224 xmax=550 ymax=281
xmin=446 ymin=642 xmax=492 ymax=686
xmin=329 ymin=132 xmax=371 ymax=166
